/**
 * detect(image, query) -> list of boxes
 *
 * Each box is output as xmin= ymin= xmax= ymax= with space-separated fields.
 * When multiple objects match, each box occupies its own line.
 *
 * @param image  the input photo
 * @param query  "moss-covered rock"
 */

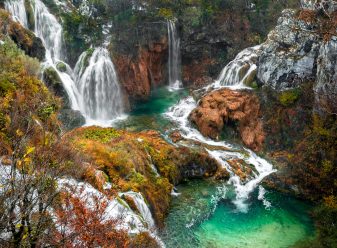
xmin=42 ymin=67 xmax=70 ymax=108
xmin=0 ymin=9 xmax=45 ymax=60
xmin=63 ymin=127 xmax=220 ymax=226
xmin=56 ymin=61 xmax=67 ymax=72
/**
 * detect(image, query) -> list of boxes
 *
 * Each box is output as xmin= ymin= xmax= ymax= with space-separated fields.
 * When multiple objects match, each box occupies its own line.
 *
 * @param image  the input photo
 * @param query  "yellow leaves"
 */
xmin=25 ymin=146 xmax=35 ymax=156
xmin=16 ymin=129 xmax=24 ymax=137
xmin=324 ymin=195 xmax=337 ymax=210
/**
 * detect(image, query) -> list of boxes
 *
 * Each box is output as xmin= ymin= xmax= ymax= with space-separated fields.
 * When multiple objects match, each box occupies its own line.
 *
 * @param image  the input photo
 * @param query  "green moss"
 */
xmin=38 ymin=105 xmax=56 ymax=120
xmin=56 ymin=62 xmax=67 ymax=72
xmin=83 ymin=128 xmax=121 ymax=143
xmin=279 ymin=89 xmax=300 ymax=106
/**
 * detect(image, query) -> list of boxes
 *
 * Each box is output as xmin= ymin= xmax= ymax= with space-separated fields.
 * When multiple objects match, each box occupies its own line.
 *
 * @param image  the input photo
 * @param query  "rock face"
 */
xmin=256 ymin=4 xmax=337 ymax=114
xmin=0 ymin=9 xmax=45 ymax=60
xmin=257 ymin=9 xmax=320 ymax=89
xmin=114 ymin=39 xmax=168 ymax=104
xmin=189 ymin=89 xmax=265 ymax=151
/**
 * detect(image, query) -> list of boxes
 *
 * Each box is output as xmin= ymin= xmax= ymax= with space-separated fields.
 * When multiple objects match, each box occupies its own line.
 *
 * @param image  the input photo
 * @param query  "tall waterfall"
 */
xmin=5 ymin=0 xmax=125 ymax=125
xmin=215 ymin=45 xmax=262 ymax=88
xmin=167 ymin=20 xmax=182 ymax=90
xmin=75 ymin=48 xmax=124 ymax=122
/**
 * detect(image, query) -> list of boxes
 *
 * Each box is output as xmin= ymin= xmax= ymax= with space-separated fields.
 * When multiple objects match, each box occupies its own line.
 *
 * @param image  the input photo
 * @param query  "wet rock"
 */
xmin=169 ymin=131 xmax=183 ymax=143
xmin=189 ymin=89 xmax=265 ymax=151
xmin=58 ymin=109 xmax=85 ymax=130
xmin=43 ymin=67 xmax=70 ymax=108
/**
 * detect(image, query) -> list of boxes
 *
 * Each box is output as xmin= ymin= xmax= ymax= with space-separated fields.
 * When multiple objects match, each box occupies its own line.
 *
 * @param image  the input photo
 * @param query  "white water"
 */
xmin=4 ymin=0 xmax=28 ymax=28
xmin=5 ymin=0 xmax=125 ymax=125
xmin=213 ymin=45 xmax=262 ymax=89
xmin=74 ymin=48 xmax=124 ymax=123
xmin=165 ymin=94 xmax=275 ymax=212
xmin=119 ymin=191 xmax=155 ymax=229
xmin=167 ymin=20 xmax=182 ymax=90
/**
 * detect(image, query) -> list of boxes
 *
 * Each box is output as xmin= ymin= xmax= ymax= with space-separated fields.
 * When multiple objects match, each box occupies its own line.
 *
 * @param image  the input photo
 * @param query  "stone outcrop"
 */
xmin=0 ymin=9 xmax=45 ymax=60
xmin=189 ymin=89 xmax=265 ymax=151
xmin=256 ymin=3 xmax=337 ymax=114
xmin=114 ymin=39 xmax=168 ymax=104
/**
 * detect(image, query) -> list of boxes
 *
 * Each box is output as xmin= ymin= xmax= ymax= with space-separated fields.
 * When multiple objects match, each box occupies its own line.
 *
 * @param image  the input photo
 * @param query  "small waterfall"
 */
xmin=4 ymin=0 xmax=28 ymax=28
xmin=215 ymin=45 xmax=262 ymax=88
xmin=167 ymin=20 xmax=182 ymax=90
xmin=120 ymin=191 xmax=155 ymax=229
xmin=165 ymin=96 xmax=275 ymax=212
xmin=75 ymin=47 xmax=124 ymax=123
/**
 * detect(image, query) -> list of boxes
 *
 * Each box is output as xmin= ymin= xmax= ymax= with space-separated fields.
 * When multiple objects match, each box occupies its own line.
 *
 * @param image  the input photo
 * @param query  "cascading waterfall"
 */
xmin=165 ymin=44 xmax=275 ymax=212
xmin=74 ymin=48 xmax=124 ymax=123
xmin=4 ymin=0 xmax=28 ymax=28
xmin=167 ymin=20 xmax=182 ymax=90
xmin=31 ymin=0 xmax=63 ymax=63
xmin=214 ymin=45 xmax=262 ymax=88
xmin=5 ymin=0 xmax=125 ymax=124
xmin=165 ymin=97 xmax=275 ymax=213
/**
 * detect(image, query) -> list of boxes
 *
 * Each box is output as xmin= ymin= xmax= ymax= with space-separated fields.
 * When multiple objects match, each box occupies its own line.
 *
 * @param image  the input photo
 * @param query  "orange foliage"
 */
xmin=52 ymin=193 xmax=129 ymax=248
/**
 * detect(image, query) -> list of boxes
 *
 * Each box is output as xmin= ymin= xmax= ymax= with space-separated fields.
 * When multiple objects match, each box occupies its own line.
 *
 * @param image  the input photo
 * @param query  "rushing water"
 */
xmin=215 ymin=45 xmax=262 ymax=88
xmin=167 ymin=20 xmax=182 ymax=90
xmin=5 ymin=0 xmax=125 ymax=124
xmin=75 ymin=47 xmax=124 ymax=124
xmin=4 ymin=0 xmax=28 ymax=28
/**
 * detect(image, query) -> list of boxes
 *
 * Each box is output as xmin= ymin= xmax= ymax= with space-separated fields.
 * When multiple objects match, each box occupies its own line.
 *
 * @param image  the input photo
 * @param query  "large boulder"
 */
xmin=189 ymin=89 xmax=265 ymax=151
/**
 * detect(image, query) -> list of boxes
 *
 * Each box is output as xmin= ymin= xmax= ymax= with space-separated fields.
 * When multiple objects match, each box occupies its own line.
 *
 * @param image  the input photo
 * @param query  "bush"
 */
xmin=279 ymin=88 xmax=300 ymax=106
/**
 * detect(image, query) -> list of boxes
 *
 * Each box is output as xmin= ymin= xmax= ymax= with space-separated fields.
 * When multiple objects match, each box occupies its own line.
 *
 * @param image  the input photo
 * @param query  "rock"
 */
xmin=189 ymin=89 xmax=265 ymax=151
xmin=56 ymin=61 xmax=67 ymax=72
xmin=214 ymin=167 xmax=230 ymax=180
xmin=0 ymin=9 xmax=45 ymax=60
xmin=301 ymin=0 xmax=337 ymax=12
xmin=255 ymin=5 xmax=337 ymax=115
xmin=43 ymin=67 xmax=70 ymax=108
xmin=64 ymin=126 xmax=222 ymax=226
xmin=315 ymin=38 xmax=337 ymax=114
xmin=257 ymin=9 xmax=320 ymax=90
xmin=169 ymin=131 xmax=183 ymax=143
xmin=58 ymin=109 xmax=85 ymax=130
xmin=114 ymin=38 xmax=168 ymax=104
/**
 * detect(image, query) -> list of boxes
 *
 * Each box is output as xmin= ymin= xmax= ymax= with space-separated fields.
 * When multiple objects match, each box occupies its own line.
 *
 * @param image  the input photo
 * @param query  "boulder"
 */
xmin=189 ymin=89 xmax=265 ymax=151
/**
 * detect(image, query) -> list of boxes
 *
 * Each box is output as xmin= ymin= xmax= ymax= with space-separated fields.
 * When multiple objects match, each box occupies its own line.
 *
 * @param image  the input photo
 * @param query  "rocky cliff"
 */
xmin=256 ymin=0 xmax=337 ymax=115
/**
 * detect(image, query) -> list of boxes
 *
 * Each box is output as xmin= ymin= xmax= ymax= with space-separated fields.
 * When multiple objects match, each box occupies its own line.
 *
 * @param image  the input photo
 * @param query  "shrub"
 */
xmin=279 ymin=88 xmax=300 ymax=106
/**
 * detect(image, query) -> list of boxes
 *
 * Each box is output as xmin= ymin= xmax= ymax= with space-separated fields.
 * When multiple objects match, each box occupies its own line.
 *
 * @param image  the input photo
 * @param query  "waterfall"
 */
xmin=120 ymin=191 xmax=155 ymax=229
xmin=31 ymin=0 xmax=63 ymax=63
xmin=165 ymin=96 xmax=275 ymax=213
xmin=215 ymin=45 xmax=262 ymax=88
xmin=167 ymin=20 xmax=182 ymax=90
xmin=4 ymin=0 xmax=28 ymax=28
xmin=5 ymin=0 xmax=125 ymax=125
xmin=75 ymin=47 xmax=124 ymax=123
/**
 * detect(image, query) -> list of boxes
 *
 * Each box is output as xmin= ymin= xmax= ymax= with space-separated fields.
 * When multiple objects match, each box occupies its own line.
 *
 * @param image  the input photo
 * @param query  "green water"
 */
xmin=115 ymin=86 xmax=188 ymax=132
xmin=160 ymin=180 xmax=315 ymax=248
xmin=116 ymin=87 xmax=316 ymax=248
